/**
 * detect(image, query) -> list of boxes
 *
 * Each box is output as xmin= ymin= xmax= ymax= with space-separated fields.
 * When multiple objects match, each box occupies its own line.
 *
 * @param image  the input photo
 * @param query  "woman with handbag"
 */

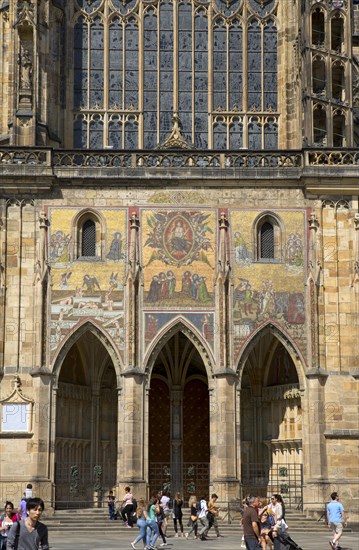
xmin=185 ymin=495 xmax=198 ymax=539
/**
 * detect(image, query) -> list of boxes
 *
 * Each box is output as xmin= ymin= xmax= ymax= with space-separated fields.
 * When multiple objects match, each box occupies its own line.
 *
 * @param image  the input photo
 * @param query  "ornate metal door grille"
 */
xmin=54 ymin=462 xmax=116 ymax=509
xmin=241 ymin=463 xmax=303 ymax=509
xmin=149 ymin=462 xmax=210 ymax=501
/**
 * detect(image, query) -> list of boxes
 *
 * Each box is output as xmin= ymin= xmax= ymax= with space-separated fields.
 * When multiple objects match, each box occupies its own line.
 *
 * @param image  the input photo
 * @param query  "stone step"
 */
xmin=45 ymin=525 xmax=351 ymax=534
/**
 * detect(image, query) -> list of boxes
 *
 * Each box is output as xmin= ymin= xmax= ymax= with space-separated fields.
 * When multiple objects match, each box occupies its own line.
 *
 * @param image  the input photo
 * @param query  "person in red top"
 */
xmin=0 ymin=502 xmax=21 ymax=550
xmin=242 ymin=495 xmax=262 ymax=550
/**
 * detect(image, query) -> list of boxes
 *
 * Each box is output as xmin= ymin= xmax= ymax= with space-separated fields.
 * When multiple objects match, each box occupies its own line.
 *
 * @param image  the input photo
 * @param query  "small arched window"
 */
xmin=254 ymin=213 xmax=283 ymax=263
xmin=260 ymin=222 xmax=275 ymax=260
xmin=81 ymin=219 xmax=96 ymax=257
xmin=73 ymin=209 xmax=105 ymax=261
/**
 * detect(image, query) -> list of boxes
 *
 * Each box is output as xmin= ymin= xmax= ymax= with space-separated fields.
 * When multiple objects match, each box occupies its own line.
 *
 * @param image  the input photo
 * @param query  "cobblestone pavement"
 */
xmin=49 ymin=531 xmax=358 ymax=550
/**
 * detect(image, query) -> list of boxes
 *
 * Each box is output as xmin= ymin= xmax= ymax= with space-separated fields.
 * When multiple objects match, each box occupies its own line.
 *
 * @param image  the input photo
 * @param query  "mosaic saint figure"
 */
xmin=181 ymin=271 xmax=192 ymax=296
xmin=167 ymin=271 xmax=176 ymax=298
xmin=198 ymin=277 xmax=211 ymax=303
xmin=147 ymin=275 xmax=161 ymax=302
xmin=107 ymin=232 xmax=124 ymax=261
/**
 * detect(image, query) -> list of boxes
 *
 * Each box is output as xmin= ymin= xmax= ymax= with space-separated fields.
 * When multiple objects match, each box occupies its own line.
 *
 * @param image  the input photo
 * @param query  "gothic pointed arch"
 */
xmin=51 ymin=319 xmax=123 ymax=384
xmin=236 ymin=321 xmax=306 ymax=391
xmin=144 ymin=316 xmax=214 ymax=380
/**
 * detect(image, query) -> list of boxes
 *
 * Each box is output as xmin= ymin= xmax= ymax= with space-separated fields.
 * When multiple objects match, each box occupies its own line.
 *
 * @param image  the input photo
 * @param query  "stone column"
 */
xmin=302 ymin=372 xmax=328 ymax=512
xmin=210 ymin=373 xmax=240 ymax=503
xmin=29 ymin=371 xmax=54 ymax=510
xmin=170 ymin=387 xmax=183 ymax=495
xmin=118 ymin=371 xmax=147 ymax=497
xmin=90 ymin=388 xmax=100 ymax=468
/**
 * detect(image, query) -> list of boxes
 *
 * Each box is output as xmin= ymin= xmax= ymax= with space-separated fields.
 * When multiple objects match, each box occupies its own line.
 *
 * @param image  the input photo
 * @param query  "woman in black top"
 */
xmin=173 ymin=492 xmax=184 ymax=537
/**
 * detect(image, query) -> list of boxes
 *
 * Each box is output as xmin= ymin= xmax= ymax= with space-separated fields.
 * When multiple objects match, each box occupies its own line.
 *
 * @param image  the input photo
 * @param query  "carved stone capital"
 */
xmin=309 ymin=212 xmax=319 ymax=231
xmin=130 ymin=212 xmax=140 ymax=230
xmin=39 ymin=211 xmax=49 ymax=229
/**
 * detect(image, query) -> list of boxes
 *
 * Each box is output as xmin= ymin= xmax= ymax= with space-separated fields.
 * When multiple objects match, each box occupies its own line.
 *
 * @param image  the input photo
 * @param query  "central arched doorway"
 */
xmin=148 ymin=331 xmax=210 ymax=500
xmin=54 ymin=330 xmax=118 ymax=508
xmin=240 ymin=329 xmax=303 ymax=508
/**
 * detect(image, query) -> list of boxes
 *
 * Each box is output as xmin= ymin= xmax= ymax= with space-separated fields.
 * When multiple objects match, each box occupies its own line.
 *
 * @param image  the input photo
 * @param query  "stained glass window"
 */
xmin=72 ymin=0 xmax=278 ymax=150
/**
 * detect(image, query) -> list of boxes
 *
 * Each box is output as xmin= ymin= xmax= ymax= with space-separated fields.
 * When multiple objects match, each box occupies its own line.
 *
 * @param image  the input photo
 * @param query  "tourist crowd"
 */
xmin=0 ymin=484 xmax=347 ymax=550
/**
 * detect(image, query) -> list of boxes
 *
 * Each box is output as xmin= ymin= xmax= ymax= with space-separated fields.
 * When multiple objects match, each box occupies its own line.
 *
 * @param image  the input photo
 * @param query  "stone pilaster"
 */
xmin=215 ymin=211 xmax=231 ymax=371
xmin=118 ymin=371 xmax=147 ymax=497
xmin=210 ymin=373 xmax=240 ymax=502
xmin=302 ymin=371 xmax=328 ymax=513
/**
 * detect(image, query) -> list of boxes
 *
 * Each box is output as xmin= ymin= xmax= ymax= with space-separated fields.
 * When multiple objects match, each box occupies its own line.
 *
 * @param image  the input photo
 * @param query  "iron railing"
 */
xmin=0 ymin=147 xmax=358 ymax=170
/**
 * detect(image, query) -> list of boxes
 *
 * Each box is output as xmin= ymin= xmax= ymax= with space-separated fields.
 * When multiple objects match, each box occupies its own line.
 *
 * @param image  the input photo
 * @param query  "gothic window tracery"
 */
xmin=71 ymin=0 xmax=278 ymax=150
xmin=307 ymin=1 xmax=351 ymax=147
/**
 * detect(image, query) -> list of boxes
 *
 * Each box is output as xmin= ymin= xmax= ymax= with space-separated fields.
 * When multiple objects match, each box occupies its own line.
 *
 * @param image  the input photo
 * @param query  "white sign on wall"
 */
xmin=1 ymin=403 xmax=31 ymax=432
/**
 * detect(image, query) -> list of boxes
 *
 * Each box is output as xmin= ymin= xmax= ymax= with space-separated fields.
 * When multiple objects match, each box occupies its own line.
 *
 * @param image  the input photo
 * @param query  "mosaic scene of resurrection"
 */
xmin=48 ymin=208 xmax=127 ymax=360
xmin=230 ymin=209 xmax=307 ymax=358
xmin=141 ymin=209 xmax=216 ymax=308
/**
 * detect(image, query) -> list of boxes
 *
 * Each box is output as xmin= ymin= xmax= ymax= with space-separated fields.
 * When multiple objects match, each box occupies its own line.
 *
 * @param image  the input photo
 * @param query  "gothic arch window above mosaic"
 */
xmin=74 ymin=210 xmax=105 ymax=261
xmin=254 ymin=212 xmax=283 ymax=263
xmin=71 ymin=0 xmax=279 ymax=150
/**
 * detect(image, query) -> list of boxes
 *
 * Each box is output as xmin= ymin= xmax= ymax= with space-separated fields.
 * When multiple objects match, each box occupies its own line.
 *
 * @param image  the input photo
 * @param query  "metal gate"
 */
xmin=241 ymin=463 xmax=303 ymax=509
xmin=54 ymin=462 xmax=117 ymax=509
xmin=149 ymin=462 xmax=210 ymax=501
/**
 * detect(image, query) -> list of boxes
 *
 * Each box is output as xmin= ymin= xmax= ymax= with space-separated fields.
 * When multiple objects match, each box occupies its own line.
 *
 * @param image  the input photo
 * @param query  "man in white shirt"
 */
xmin=160 ymin=492 xmax=171 ymax=535
xmin=198 ymin=497 xmax=209 ymax=540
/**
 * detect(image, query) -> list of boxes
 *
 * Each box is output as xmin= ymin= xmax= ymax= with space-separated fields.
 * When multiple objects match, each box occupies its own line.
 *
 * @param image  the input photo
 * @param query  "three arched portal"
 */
xmin=53 ymin=323 xmax=304 ymax=508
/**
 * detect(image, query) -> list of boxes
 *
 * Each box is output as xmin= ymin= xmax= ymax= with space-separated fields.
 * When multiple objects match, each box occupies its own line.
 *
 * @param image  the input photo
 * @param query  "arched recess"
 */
xmin=144 ymin=316 xmax=215 ymax=380
xmin=237 ymin=323 xmax=305 ymax=508
xmin=145 ymin=320 xmax=213 ymax=500
xmin=52 ymin=321 xmax=121 ymax=508
xmin=52 ymin=319 xmax=122 ymax=382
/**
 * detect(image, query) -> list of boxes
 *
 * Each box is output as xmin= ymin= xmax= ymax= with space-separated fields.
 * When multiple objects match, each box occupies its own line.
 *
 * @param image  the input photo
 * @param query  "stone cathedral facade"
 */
xmin=0 ymin=0 xmax=358 ymax=519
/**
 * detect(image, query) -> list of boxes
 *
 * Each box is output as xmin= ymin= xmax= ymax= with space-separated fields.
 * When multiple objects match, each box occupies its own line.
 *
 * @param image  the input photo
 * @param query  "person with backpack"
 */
xmin=0 ymin=502 xmax=21 ymax=550
xmin=6 ymin=497 xmax=49 ymax=550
